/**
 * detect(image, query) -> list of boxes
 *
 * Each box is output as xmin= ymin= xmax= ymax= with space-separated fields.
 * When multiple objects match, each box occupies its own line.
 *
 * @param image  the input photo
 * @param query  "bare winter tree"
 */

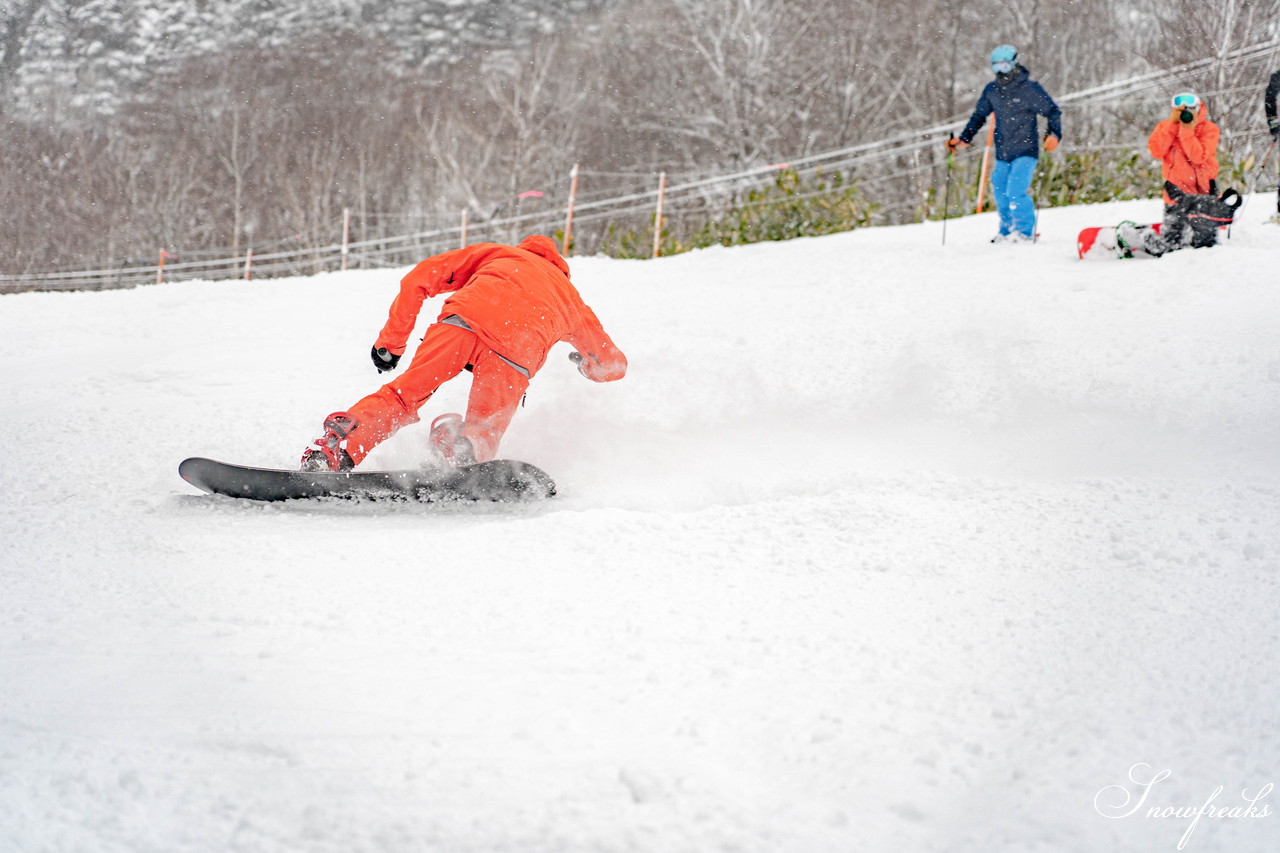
xmin=479 ymin=39 xmax=588 ymax=228
xmin=0 ymin=0 xmax=47 ymax=117
xmin=2 ymin=0 xmax=1264 ymax=274
xmin=1124 ymin=0 xmax=1280 ymax=156
xmin=612 ymin=0 xmax=829 ymax=170
xmin=755 ymin=0 xmax=911 ymax=152
xmin=400 ymin=34 xmax=590 ymax=244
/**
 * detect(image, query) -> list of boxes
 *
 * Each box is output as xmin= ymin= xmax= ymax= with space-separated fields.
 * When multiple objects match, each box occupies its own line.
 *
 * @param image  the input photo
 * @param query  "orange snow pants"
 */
xmin=341 ymin=322 xmax=529 ymax=465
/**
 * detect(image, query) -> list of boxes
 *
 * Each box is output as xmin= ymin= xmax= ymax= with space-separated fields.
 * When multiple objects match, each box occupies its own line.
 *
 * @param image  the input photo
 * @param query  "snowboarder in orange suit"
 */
xmin=301 ymin=235 xmax=627 ymax=471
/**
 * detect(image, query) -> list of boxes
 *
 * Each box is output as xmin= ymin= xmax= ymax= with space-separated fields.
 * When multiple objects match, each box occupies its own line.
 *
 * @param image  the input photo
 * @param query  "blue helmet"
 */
xmin=990 ymin=45 xmax=1017 ymax=74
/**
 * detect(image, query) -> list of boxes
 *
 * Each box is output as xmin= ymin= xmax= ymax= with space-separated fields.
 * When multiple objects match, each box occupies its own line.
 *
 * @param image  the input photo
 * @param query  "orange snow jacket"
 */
xmin=1148 ymin=101 xmax=1220 ymax=204
xmin=374 ymin=235 xmax=627 ymax=381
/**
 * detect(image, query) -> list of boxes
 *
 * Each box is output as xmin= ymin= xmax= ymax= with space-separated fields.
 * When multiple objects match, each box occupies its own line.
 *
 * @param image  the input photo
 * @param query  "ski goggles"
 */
xmin=991 ymin=60 xmax=1015 ymax=74
xmin=1171 ymin=92 xmax=1200 ymax=109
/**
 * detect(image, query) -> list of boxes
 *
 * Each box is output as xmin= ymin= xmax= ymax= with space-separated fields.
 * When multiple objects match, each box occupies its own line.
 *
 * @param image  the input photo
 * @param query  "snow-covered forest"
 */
xmin=2 ymin=0 xmax=1278 ymax=273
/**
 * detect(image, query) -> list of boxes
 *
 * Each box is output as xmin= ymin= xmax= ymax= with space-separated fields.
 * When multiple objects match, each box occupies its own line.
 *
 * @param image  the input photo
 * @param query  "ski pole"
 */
xmin=1237 ymin=137 xmax=1277 ymax=220
xmin=1031 ymin=162 xmax=1041 ymax=244
xmin=1252 ymin=137 xmax=1277 ymax=193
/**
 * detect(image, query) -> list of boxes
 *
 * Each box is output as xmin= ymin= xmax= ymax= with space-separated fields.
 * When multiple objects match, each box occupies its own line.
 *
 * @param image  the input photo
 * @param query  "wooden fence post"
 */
xmin=975 ymin=121 xmax=996 ymax=214
xmin=652 ymin=171 xmax=667 ymax=258
xmin=563 ymin=163 xmax=579 ymax=255
xmin=341 ymin=207 xmax=351 ymax=271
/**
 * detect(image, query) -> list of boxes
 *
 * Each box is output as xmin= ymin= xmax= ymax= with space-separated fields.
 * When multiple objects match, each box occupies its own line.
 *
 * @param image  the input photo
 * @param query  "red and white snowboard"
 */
xmin=1077 ymin=223 xmax=1161 ymax=259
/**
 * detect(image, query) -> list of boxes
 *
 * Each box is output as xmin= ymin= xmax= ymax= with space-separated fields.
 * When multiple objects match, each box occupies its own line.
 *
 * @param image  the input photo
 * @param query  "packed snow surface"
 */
xmin=3 ymin=197 xmax=1279 ymax=852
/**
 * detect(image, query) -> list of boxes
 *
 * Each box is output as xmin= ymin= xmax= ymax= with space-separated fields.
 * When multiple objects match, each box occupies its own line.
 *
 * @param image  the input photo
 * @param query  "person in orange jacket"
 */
xmin=300 ymin=234 xmax=627 ymax=471
xmin=1134 ymin=92 xmax=1222 ymax=254
xmin=1148 ymin=92 xmax=1219 ymax=204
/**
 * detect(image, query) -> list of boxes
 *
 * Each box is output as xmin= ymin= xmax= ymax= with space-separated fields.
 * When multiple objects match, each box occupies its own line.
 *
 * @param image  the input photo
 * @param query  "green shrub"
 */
xmin=598 ymin=169 xmax=878 ymax=259
xmin=1032 ymin=147 xmax=1258 ymax=209
xmin=596 ymin=148 xmax=1258 ymax=260
xmin=682 ymin=169 xmax=879 ymax=250
xmin=1034 ymin=149 xmax=1165 ymax=207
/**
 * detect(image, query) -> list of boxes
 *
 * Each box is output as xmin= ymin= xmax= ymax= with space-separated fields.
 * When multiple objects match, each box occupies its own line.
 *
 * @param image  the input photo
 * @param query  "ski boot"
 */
xmin=427 ymin=413 xmax=475 ymax=467
xmin=1115 ymin=221 xmax=1169 ymax=258
xmin=300 ymin=411 xmax=358 ymax=472
xmin=1114 ymin=221 xmax=1143 ymax=258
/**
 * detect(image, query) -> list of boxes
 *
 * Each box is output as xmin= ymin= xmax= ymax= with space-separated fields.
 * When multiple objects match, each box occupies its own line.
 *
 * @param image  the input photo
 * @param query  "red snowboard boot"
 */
xmin=300 ymin=412 xmax=358 ymax=472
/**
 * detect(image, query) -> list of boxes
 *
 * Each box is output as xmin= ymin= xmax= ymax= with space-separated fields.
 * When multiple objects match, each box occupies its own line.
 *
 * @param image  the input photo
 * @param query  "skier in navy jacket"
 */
xmin=1266 ymin=69 xmax=1279 ymax=139
xmin=1266 ymin=69 xmax=1279 ymax=217
xmin=948 ymin=45 xmax=1062 ymax=242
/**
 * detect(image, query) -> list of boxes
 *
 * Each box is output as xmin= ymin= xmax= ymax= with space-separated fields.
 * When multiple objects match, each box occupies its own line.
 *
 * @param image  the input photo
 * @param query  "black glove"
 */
xmin=568 ymin=350 xmax=590 ymax=378
xmin=371 ymin=346 xmax=401 ymax=373
xmin=1269 ymin=117 xmax=1280 ymax=138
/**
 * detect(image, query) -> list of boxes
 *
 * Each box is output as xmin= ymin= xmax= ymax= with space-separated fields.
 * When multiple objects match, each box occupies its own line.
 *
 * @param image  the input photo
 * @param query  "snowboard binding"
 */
xmin=427 ymin=413 xmax=476 ymax=467
xmin=300 ymin=411 xmax=358 ymax=472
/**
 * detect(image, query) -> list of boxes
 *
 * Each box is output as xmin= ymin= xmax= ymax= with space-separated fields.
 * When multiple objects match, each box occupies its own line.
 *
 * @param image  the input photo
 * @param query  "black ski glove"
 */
xmin=372 ymin=346 xmax=401 ymax=373
xmin=1269 ymin=117 xmax=1280 ymax=138
xmin=568 ymin=350 xmax=589 ymax=377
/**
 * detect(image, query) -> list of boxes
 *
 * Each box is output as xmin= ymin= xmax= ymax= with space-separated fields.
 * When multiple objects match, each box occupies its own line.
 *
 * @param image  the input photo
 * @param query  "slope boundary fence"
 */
xmin=3 ymin=40 xmax=1277 ymax=294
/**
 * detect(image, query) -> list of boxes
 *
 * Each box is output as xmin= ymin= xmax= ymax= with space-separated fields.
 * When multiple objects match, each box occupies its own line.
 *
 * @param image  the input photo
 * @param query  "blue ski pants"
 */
xmin=991 ymin=156 xmax=1038 ymax=238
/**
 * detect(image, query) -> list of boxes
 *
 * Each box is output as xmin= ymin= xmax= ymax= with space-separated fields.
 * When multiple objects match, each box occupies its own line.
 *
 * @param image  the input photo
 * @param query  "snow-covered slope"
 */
xmin=3 ymin=197 xmax=1279 ymax=852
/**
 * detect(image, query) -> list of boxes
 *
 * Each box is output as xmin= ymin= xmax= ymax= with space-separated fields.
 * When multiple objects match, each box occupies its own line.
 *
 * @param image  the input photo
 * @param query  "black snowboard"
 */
xmin=179 ymin=457 xmax=556 ymax=503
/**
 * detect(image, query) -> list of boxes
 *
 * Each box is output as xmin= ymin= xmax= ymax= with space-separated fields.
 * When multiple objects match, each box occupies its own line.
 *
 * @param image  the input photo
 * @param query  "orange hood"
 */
xmin=517 ymin=234 xmax=569 ymax=276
